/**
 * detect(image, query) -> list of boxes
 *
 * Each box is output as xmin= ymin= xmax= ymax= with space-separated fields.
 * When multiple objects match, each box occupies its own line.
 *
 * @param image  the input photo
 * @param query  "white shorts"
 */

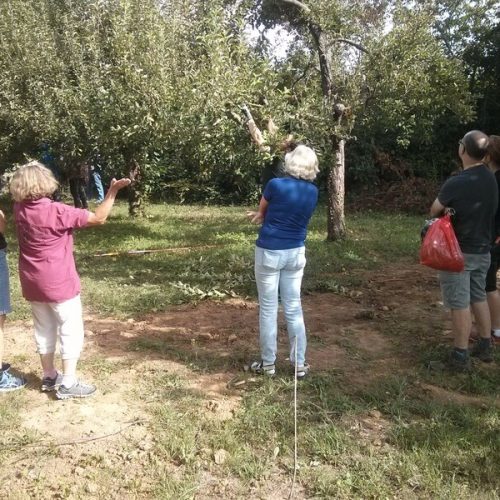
xmin=30 ymin=295 xmax=84 ymax=360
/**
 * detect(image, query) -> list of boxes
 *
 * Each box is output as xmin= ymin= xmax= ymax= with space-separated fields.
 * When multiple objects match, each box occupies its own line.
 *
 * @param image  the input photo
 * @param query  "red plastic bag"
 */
xmin=420 ymin=214 xmax=464 ymax=272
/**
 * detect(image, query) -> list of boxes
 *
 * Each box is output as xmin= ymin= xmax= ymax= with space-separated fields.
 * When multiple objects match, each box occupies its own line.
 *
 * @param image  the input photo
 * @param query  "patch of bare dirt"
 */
xmin=418 ymin=383 xmax=499 ymax=408
xmin=344 ymin=409 xmax=392 ymax=449
xmin=1 ymin=261 xmax=497 ymax=498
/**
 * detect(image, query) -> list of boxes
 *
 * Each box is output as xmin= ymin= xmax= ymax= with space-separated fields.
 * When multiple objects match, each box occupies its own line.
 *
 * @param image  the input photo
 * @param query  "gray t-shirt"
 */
xmin=438 ymin=164 xmax=498 ymax=254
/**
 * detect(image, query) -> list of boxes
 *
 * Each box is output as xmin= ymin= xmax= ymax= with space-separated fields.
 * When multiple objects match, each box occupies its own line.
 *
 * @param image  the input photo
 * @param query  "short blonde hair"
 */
xmin=284 ymin=145 xmax=319 ymax=181
xmin=10 ymin=161 xmax=58 ymax=202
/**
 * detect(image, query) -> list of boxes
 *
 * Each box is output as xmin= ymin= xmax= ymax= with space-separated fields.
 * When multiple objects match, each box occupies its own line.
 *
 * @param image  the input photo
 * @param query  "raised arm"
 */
xmin=86 ymin=178 xmax=131 ymax=226
xmin=242 ymin=104 xmax=271 ymax=154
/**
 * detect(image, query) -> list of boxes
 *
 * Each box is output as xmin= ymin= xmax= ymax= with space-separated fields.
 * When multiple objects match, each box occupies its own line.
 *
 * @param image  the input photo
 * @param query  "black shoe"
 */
xmin=41 ymin=372 xmax=62 ymax=392
xmin=471 ymin=338 xmax=494 ymax=363
xmin=428 ymin=351 xmax=472 ymax=373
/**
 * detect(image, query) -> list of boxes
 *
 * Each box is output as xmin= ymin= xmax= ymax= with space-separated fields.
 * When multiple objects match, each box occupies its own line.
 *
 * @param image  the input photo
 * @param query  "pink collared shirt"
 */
xmin=14 ymin=198 xmax=89 ymax=303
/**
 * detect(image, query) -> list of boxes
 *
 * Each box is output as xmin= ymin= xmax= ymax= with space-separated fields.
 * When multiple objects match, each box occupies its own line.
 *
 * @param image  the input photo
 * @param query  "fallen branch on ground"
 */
xmin=1 ymin=418 xmax=146 ymax=457
xmin=90 ymin=244 xmax=221 ymax=257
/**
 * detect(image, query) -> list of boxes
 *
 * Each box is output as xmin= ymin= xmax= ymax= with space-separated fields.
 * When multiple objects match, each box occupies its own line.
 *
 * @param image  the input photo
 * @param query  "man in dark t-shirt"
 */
xmin=430 ymin=130 xmax=497 ymax=371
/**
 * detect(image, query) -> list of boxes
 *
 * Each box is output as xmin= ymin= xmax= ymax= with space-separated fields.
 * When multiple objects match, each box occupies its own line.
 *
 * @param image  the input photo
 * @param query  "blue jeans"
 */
xmin=0 ymin=249 xmax=11 ymax=315
xmin=254 ymin=246 xmax=307 ymax=366
xmin=88 ymin=170 xmax=105 ymax=202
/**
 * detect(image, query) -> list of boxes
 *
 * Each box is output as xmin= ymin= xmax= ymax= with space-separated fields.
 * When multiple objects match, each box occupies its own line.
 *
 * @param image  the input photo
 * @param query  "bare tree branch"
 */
xmin=276 ymin=0 xmax=311 ymax=15
xmin=308 ymin=23 xmax=333 ymax=100
xmin=332 ymin=38 xmax=369 ymax=54
xmin=291 ymin=57 xmax=315 ymax=90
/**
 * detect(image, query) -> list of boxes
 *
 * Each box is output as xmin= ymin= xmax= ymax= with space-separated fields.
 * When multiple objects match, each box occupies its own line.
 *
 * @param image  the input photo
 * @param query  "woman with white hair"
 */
xmin=247 ymin=145 xmax=319 ymax=378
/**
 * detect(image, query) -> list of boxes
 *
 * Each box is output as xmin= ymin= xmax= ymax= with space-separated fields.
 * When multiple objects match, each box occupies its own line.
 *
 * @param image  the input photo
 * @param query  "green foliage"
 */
xmin=360 ymin=4 xmax=473 ymax=149
xmin=0 ymin=0 xmax=496 ymax=203
xmin=433 ymin=0 xmax=500 ymax=133
xmin=350 ymin=1 xmax=500 ymax=183
xmin=0 ymin=0 xmax=284 ymax=203
xmin=254 ymin=0 xmax=477 ymax=187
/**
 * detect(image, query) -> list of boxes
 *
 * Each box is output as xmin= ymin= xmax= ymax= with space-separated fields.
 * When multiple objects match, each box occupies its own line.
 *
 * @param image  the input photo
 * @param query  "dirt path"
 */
xmin=1 ymin=262 xmax=497 ymax=498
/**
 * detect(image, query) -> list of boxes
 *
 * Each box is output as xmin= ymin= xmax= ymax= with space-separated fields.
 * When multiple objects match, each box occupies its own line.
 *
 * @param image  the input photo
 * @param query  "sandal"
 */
xmin=250 ymin=361 xmax=276 ymax=376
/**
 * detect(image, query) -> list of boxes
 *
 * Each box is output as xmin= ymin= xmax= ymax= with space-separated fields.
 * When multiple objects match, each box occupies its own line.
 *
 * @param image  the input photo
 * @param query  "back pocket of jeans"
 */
xmin=294 ymin=252 xmax=306 ymax=269
xmin=260 ymin=250 xmax=281 ymax=269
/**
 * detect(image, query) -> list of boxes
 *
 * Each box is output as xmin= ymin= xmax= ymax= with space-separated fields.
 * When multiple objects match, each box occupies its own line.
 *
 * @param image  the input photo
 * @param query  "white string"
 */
xmin=288 ymin=336 xmax=299 ymax=500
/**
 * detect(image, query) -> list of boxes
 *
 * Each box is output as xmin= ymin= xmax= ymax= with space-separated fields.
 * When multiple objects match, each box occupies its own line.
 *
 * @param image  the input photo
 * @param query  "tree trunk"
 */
xmin=327 ymin=137 xmax=346 ymax=241
xmin=277 ymin=0 xmax=349 ymax=241
xmin=308 ymin=20 xmax=346 ymax=240
xmin=128 ymin=158 xmax=145 ymax=217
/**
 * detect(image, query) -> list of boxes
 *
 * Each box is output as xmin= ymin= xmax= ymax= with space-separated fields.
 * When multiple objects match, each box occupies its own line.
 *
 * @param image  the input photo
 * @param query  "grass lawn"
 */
xmin=5 ymin=202 xmax=422 ymax=319
xmin=1 ymin=201 xmax=499 ymax=499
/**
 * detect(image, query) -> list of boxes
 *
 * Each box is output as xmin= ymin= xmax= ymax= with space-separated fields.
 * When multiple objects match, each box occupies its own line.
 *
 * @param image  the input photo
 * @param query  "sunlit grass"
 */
xmin=3 ymin=201 xmax=422 ymax=319
xmin=2 ymin=200 xmax=498 ymax=498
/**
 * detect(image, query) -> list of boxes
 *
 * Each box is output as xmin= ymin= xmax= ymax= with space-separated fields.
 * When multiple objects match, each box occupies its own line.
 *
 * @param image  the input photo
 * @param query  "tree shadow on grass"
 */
xmin=76 ymin=215 xmax=255 ymax=256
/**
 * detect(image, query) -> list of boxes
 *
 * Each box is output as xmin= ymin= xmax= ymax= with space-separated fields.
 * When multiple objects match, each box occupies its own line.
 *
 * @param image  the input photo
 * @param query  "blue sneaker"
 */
xmin=0 ymin=370 xmax=26 ymax=392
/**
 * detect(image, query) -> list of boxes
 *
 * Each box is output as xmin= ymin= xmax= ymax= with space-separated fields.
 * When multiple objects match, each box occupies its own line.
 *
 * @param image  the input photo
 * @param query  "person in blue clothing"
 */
xmin=247 ymin=145 xmax=319 ymax=379
xmin=39 ymin=143 xmax=62 ymax=201
xmin=0 ymin=208 xmax=26 ymax=392
xmin=87 ymin=151 xmax=105 ymax=203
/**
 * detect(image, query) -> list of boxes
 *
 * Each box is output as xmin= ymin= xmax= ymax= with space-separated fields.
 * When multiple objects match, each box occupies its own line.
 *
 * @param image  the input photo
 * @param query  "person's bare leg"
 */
xmin=451 ymin=308 xmax=472 ymax=349
xmin=40 ymin=353 xmax=57 ymax=378
xmin=470 ymin=301 xmax=491 ymax=339
xmin=267 ymin=117 xmax=279 ymax=136
xmin=487 ymin=290 xmax=500 ymax=331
